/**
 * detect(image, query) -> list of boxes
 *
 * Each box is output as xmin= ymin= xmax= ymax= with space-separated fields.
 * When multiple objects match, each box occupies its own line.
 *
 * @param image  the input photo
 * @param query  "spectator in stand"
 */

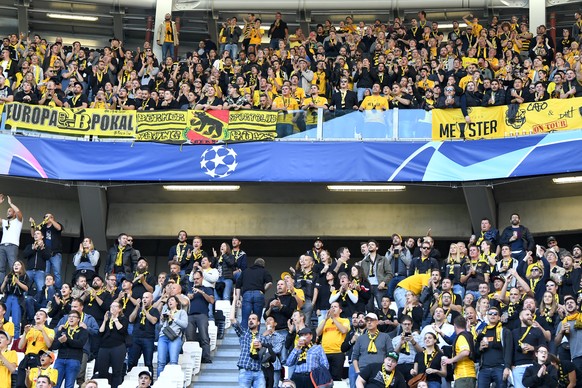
xmin=128 ymin=292 xmax=159 ymax=374
xmin=53 ymin=311 xmax=88 ymax=388
xmin=157 ymin=13 xmax=179 ymax=60
xmin=186 ymin=271 xmax=214 ymax=364
xmin=72 ymin=238 xmax=99 ymax=284
xmin=106 ymin=233 xmax=138 ymax=284
xmin=157 ymin=295 xmax=188 ymax=376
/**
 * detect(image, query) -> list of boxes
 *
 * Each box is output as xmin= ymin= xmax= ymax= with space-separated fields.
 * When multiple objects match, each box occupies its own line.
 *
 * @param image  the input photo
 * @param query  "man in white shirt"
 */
xmin=0 ymin=194 xmax=22 ymax=284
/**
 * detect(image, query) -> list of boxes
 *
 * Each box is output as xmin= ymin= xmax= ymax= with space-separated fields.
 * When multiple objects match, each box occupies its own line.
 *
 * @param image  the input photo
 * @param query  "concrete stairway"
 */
xmin=191 ymin=327 xmax=240 ymax=387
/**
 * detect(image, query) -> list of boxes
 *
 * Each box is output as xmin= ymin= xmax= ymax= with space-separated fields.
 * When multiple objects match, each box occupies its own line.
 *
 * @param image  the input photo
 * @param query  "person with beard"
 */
xmin=130 ymin=257 xmax=155 ymax=300
xmin=232 ymin=237 xmax=247 ymax=283
xmin=63 ymin=82 xmax=88 ymax=108
xmin=342 ymin=312 xmax=366 ymax=388
xmin=264 ymin=280 xmax=297 ymax=331
xmin=115 ymin=277 xmax=138 ymax=319
xmin=555 ymin=296 xmax=582 ymax=371
xmin=511 ymin=309 xmax=546 ymax=388
xmin=128 ymin=292 xmax=159 ymax=374
xmin=186 ymin=272 xmax=214 ymax=364
xmin=232 ymin=313 xmax=267 ymax=388
xmin=82 ymin=276 xmax=111 ymax=360
xmin=106 ymin=233 xmax=138 ymax=284
xmin=168 ymin=230 xmax=194 ymax=275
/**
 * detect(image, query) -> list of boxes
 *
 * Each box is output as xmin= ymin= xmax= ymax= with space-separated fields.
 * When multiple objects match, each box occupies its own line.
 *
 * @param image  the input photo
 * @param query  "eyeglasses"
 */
xmin=421 ymin=247 xmax=430 ymax=250
xmin=487 ymin=311 xmax=499 ymax=316
xmin=531 ymin=268 xmax=540 ymax=272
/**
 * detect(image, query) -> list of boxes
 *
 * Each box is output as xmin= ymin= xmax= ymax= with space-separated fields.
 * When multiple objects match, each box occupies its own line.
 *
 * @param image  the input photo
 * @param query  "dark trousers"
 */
xmin=128 ymin=335 xmax=155 ymax=374
xmin=478 ymin=366 xmax=506 ymax=388
xmin=186 ymin=313 xmax=211 ymax=360
xmin=326 ymin=353 xmax=345 ymax=381
xmin=16 ymin=353 xmax=40 ymax=388
xmin=96 ymin=343 xmax=126 ymax=388
xmin=292 ymin=372 xmax=314 ymax=388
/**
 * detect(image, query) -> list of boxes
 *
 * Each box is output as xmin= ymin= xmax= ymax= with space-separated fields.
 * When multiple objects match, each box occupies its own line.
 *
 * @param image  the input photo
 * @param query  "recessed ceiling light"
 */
xmin=552 ymin=176 xmax=582 ymax=185
xmin=163 ymin=185 xmax=240 ymax=192
xmin=327 ymin=185 xmax=406 ymax=192
xmin=47 ymin=13 xmax=99 ymax=22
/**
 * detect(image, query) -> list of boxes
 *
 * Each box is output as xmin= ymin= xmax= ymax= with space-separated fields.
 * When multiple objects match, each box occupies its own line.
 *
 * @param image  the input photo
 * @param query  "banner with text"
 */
xmin=432 ymin=97 xmax=582 ymax=140
xmin=0 ymin=103 xmax=278 ymax=143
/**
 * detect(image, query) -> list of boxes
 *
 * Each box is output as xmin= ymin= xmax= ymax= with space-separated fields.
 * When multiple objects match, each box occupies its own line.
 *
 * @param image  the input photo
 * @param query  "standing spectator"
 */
xmin=106 ymin=233 xmax=138 ymax=284
xmin=0 ymin=194 xmax=23 ymax=285
xmin=231 ymin=313 xmax=266 ymax=388
xmin=168 ymin=230 xmax=193 ymax=275
xmin=16 ymin=310 xmax=55 ymax=388
xmin=157 ymin=13 xmax=179 ymax=60
xmin=286 ymin=327 xmax=329 ymax=387
xmin=264 ymin=279 xmax=297 ymax=331
xmin=72 ymin=238 xmax=99 ymax=284
xmin=352 ymin=313 xmax=394 ymax=379
xmin=157 ymin=296 xmax=188 ymax=376
xmin=130 ymin=257 xmax=155 ymax=300
xmin=23 ymin=230 xmax=50 ymax=292
xmin=441 ymin=316 xmax=476 ymax=388
xmin=232 ymin=237 xmax=247 ymax=283
xmin=499 ymin=213 xmax=535 ymax=262
xmin=213 ymin=242 xmax=236 ymax=302
xmin=52 ymin=311 xmax=88 ymax=388
xmin=1 ymin=260 xmax=31 ymax=340
xmin=186 ymin=271 xmax=214 ymax=364
xmin=511 ymin=309 xmax=546 ymax=388
xmin=359 ymin=240 xmax=392 ymax=311
xmin=555 ymin=295 xmax=582 ymax=373
xmin=128 ymin=292 xmax=159 ymax=374
xmin=234 ymin=258 xmax=273 ymax=330
xmin=95 ymin=301 xmax=128 ymax=388
xmin=268 ymin=12 xmax=288 ymax=49
xmin=224 ymin=18 xmax=242 ymax=59
xmin=315 ymin=301 xmax=349 ymax=381
xmin=47 ymin=283 xmax=72 ymax=329
xmin=475 ymin=305 xmax=513 ymax=388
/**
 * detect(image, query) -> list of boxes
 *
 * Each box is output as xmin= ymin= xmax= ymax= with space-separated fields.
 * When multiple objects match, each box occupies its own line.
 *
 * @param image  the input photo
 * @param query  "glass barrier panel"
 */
xmin=321 ymin=109 xmax=394 ymax=140
xmin=397 ymin=109 xmax=433 ymax=140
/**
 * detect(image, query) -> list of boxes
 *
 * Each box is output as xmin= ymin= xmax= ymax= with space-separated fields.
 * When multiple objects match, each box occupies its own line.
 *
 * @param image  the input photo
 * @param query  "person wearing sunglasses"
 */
xmin=475 ymin=306 xmax=512 ymax=388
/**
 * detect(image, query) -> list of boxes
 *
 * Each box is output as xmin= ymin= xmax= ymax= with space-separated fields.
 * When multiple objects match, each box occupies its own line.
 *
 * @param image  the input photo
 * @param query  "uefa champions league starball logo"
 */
xmin=200 ymin=145 xmax=238 ymax=178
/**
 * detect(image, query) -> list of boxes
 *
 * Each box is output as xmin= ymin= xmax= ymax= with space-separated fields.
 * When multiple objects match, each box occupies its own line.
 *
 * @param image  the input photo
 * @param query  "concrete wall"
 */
xmin=107 ymin=203 xmax=472 ymax=239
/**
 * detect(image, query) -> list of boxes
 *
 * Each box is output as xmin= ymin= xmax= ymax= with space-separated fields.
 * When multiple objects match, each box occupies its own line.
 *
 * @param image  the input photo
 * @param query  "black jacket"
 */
xmin=523 ymin=363 xmax=558 ymax=387
xmin=23 ymin=243 xmax=51 ymax=271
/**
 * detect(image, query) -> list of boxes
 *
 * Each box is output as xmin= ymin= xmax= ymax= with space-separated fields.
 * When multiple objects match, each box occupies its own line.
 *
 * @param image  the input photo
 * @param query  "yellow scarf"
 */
xmin=381 ymin=365 xmax=395 ymax=388
xmin=67 ymin=326 xmax=79 ymax=340
xmin=481 ymin=322 xmax=503 ymax=343
xmin=297 ymin=342 xmax=312 ymax=364
xmin=518 ymin=325 xmax=532 ymax=347
xmin=176 ymin=243 xmax=187 ymax=262
xmin=89 ymin=289 xmax=105 ymax=306
xmin=424 ymin=349 xmax=437 ymax=367
xmin=140 ymin=306 xmax=152 ymax=325
xmin=250 ymin=331 xmax=258 ymax=356
xmin=507 ymin=302 xmax=518 ymax=317
xmin=115 ymin=245 xmax=125 ymax=267
xmin=368 ymin=331 xmax=379 ymax=354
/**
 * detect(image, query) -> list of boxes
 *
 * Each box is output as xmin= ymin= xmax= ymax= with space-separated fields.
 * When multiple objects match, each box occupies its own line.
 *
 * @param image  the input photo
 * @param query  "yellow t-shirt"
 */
xmin=416 ymin=79 xmax=435 ymax=92
xmin=302 ymin=96 xmax=328 ymax=125
xmin=292 ymin=87 xmax=306 ymax=104
xmin=0 ymin=320 xmax=14 ymax=340
xmin=321 ymin=317 xmax=350 ymax=353
xmin=272 ymin=96 xmax=299 ymax=124
xmin=312 ymin=71 xmax=328 ymax=96
xmin=24 ymin=326 xmax=56 ymax=355
xmin=291 ymin=288 xmax=305 ymax=309
xmin=28 ymin=367 xmax=59 ymax=388
xmin=454 ymin=334 xmax=476 ymax=378
xmin=397 ymin=274 xmax=431 ymax=296
xmin=360 ymin=95 xmax=389 ymax=110
xmin=0 ymin=349 xmax=17 ymax=387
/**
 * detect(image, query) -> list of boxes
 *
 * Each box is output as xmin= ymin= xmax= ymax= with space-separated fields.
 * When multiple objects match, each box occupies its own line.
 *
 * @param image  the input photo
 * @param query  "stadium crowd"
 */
xmin=2 ymin=187 xmax=582 ymax=388
xmin=1 ymin=11 xmax=582 ymax=137
xmin=1 ymin=10 xmax=582 ymax=388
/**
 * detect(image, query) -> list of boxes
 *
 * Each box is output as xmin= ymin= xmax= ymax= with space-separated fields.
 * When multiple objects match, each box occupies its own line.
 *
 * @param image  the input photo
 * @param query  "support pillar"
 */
xmin=529 ymin=0 xmax=546 ymax=36
xmin=175 ymin=16 xmax=181 ymax=60
xmin=549 ymin=12 xmax=557 ymax=49
xmin=462 ymin=184 xmax=497 ymax=235
xmin=145 ymin=16 xmax=154 ymax=44
xmin=16 ymin=0 xmax=30 ymax=38
xmin=77 ymin=185 xmax=108 ymax=252
xmin=112 ymin=6 xmax=125 ymax=44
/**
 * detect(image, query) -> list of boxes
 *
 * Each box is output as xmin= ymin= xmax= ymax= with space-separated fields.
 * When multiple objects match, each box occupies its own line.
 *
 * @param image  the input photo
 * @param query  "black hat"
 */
xmin=297 ymin=327 xmax=312 ymax=335
xmin=547 ymin=236 xmax=557 ymax=243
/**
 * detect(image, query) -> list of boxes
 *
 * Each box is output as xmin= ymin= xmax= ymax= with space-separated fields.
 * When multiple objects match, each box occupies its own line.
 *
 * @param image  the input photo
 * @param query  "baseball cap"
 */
xmin=387 ymin=351 xmax=399 ymax=361
xmin=365 ymin=313 xmax=378 ymax=320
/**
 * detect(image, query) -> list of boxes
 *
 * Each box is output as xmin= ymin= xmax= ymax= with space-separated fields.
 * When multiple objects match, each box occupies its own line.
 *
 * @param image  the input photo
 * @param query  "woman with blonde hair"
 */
xmin=73 ymin=237 xmax=99 ymax=283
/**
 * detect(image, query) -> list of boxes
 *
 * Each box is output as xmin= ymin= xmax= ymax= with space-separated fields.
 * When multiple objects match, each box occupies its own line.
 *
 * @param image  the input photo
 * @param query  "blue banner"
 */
xmin=1 ymin=131 xmax=582 ymax=182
